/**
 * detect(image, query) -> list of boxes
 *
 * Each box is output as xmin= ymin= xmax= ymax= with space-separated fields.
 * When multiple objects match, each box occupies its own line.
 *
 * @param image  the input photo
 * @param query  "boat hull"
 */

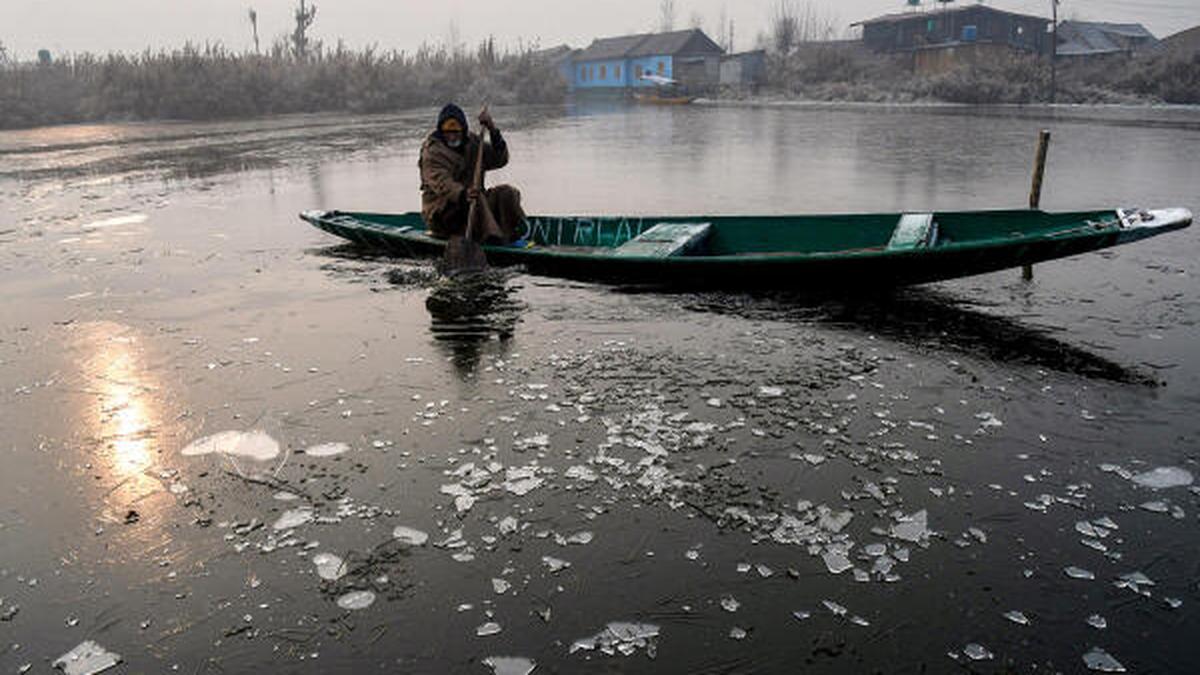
xmin=299 ymin=208 xmax=1191 ymax=289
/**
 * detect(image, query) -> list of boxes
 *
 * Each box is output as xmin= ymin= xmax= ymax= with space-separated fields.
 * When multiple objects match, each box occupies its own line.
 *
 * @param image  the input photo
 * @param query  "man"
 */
xmin=419 ymin=103 xmax=525 ymax=243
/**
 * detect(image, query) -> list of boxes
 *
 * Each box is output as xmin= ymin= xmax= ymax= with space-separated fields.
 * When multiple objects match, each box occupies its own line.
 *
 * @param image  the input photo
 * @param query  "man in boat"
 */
xmin=419 ymin=103 xmax=525 ymax=243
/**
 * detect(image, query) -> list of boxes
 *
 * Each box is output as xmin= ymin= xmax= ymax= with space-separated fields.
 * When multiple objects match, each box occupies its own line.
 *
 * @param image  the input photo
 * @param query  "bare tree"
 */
xmin=659 ymin=0 xmax=675 ymax=32
xmin=248 ymin=8 xmax=260 ymax=54
xmin=0 ymin=41 xmax=8 ymax=65
xmin=771 ymin=0 xmax=799 ymax=54
xmin=689 ymin=11 xmax=704 ymax=30
xmin=291 ymin=0 xmax=317 ymax=61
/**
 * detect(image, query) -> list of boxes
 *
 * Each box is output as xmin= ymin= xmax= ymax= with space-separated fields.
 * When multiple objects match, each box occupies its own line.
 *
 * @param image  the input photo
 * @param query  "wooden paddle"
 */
xmin=442 ymin=114 xmax=499 ymax=274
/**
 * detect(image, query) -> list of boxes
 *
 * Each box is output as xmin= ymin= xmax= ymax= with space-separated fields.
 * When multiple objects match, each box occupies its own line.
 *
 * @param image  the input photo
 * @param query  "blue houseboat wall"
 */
xmin=573 ymin=59 xmax=630 ymax=89
xmin=628 ymin=56 xmax=672 ymax=86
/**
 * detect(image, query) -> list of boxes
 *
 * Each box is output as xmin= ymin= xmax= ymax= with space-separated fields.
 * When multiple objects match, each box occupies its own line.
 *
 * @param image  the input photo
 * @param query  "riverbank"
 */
xmin=0 ymin=42 xmax=565 ymax=131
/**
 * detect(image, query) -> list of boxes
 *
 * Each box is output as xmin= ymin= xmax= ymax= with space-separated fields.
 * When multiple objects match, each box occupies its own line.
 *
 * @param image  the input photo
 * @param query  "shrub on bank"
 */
xmin=0 ymin=41 xmax=566 ymax=130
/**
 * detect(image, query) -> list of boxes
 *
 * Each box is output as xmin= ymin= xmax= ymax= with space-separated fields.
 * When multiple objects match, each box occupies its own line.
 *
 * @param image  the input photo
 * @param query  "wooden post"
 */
xmin=1024 ymin=129 xmax=1051 ymax=281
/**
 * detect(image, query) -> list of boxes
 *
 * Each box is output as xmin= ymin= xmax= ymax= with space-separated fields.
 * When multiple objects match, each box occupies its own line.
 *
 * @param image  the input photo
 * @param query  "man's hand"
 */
xmin=478 ymin=105 xmax=495 ymax=132
xmin=467 ymin=186 xmax=482 ymax=202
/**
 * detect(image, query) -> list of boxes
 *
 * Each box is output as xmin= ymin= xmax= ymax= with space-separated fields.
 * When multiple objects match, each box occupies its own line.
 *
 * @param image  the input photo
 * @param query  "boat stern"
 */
xmin=1116 ymin=207 xmax=1192 ymax=244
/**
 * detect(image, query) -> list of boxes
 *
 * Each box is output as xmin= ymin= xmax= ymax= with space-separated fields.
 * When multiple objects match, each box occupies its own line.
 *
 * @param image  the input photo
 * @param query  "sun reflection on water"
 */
xmin=83 ymin=322 xmax=160 ymax=487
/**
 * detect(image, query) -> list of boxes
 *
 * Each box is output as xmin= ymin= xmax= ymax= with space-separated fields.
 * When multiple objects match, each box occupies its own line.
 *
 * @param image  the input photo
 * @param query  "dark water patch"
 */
xmin=678 ymin=287 xmax=1155 ymax=386
xmin=425 ymin=272 xmax=525 ymax=376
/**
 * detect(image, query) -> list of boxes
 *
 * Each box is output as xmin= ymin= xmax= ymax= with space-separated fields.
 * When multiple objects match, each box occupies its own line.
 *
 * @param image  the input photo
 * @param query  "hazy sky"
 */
xmin=2 ymin=0 xmax=1198 ymax=57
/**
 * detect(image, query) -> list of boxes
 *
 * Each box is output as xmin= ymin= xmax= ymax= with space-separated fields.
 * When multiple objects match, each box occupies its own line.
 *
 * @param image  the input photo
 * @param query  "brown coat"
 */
xmin=419 ymin=131 xmax=509 ymax=228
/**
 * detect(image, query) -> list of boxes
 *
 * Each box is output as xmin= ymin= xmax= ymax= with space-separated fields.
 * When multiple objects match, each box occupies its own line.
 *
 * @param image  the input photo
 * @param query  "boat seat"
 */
xmin=612 ymin=222 xmax=712 ymax=258
xmin=887 ymin=213 xmax=937 ymax=251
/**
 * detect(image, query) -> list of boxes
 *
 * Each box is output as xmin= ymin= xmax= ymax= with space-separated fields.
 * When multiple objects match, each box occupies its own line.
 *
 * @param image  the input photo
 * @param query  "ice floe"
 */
xmin=304 ymin=442 xmax=350 ymax=457
xmin=570 ymin=622 xmax=660 ymax=658
xmin=312 ymin=553 xmax=346 ymax=580
xmin=273 ymin=508 xmax=314 ymax=531
xmin=1082 ymin=647 xmax=1126 ymax=672
xmin=182 ymin=430 xmax=281 ymax=461
xmin=483 ymin=656 xmax=536 ymax=675
xmin=335 ymin=590 xmax=376 ymax=610
xmin=392 ymin=526 xmax=429 ymax=546
xmin=53 ymin=641 xmax=121 ymax=675
xmin=1130 ymin=466 xmax=1193 ymax=489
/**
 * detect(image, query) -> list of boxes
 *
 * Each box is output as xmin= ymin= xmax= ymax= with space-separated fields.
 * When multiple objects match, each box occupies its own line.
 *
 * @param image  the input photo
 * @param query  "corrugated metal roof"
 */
xmin=1057 ymin=21 xmax=1157 ymax=56
xmin=575 ymin=29 xmax=723 ymax=62
xmin=857 ymin=5 xmax=1049 ymax=27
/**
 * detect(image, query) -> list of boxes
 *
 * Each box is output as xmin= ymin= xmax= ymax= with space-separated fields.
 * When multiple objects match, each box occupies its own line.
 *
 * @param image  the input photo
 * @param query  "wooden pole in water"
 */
xmin=1024 ymin=129 xmax=1052 ymax=281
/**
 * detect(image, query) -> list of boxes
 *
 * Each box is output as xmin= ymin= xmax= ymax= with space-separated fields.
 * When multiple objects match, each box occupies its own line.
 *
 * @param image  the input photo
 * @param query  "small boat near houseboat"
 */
xmin=299 ymin=207 xmax=1192 ymax=289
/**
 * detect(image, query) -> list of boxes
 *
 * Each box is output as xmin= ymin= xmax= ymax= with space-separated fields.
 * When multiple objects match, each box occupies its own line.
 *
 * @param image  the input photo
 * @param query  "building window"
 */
xmin=615 ymin=65 xmax=622 ymax=80
xmin=635 ymin=65 xmax=643 ymax=79
xmin=657 ymin=60 xmax=665 ymax=74
xmin=600 ymin=64 xmax=607 ymax=79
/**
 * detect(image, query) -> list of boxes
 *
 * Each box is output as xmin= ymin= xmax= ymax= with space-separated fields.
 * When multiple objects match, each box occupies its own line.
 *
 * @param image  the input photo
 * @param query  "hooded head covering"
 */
xmin=436 ymin=104 xmax=468 ymax=145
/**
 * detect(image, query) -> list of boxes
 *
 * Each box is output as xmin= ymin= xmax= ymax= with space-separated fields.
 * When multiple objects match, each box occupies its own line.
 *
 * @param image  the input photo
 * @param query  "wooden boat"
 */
xmin=299 ymin=207 xmax=1192 ymax=289
xmin=633 ymin=92 xmax=696 ymax=105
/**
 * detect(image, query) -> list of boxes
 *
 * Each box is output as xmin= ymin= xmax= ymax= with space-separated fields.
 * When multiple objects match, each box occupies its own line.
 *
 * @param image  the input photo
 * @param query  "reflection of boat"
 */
xmin=299 ymin=208 xmax=1191 ymax=290
xmin=633 ymin=74 xmax=696 ymax=105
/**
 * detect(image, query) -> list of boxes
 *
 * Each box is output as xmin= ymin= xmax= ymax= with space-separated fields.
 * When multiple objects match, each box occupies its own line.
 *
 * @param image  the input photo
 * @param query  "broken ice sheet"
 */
xmin=1003 ymin=610 xmax=1030 ymax=626
xmin=492 ymin=578 xmax=511 ymax=594
xmin=312 ymin=553 xmax=346 ymax=581
xmin=890 ymin=510 xmax=929 ymax=544
xmin=476 ymin=622 xmax=503 ymax=637
xmin=273 ymin=508 xmax=314 ymax=531
xmin=1087 ymin=614 xmax=1107 ymax=629
xmin=304 ymin=442 xmax=349 ymax=457
xmin=822 ymin=549 xmax=853 ymax=575
xmin=483 ymin=656 xmax=536 ymax=675
xmin=1082 ymin=647 xmax=1126 ymax=672
xmin=720 ymin=595 xmax=740 ymax=612
xmin=336 ymin=590 xmax=376 ymax=610
xmin=729 ymin=626 xmax=748 ymax=640
xmin=1130 ymin=467 xmax=1192 ymax=489
xmin=569 ymin=622 xmax=660 ymax=657
xmin=392 ymin=526 xmax=429 ymax=546
xmin=1064 ymin=566 xmax=1096 ymax=580
xmin=53 ymin=641 xmax=121 ymax=675
xmin=181 ymin=430 xmax=280 ymax=461
xmin=542 ymin=556 xmax=571 ymax=574
xmin=963 ymin=644 xmax=993 ymax=661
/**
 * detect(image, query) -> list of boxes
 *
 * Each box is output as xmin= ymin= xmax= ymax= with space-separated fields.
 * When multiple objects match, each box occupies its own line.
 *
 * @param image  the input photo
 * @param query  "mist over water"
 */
xmin=1 ymin=102 xmax=1198 ymax=673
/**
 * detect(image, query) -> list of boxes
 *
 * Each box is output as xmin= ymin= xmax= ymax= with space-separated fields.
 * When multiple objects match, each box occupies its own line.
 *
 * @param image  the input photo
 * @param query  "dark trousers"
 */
xmin=430 ymin=184 xmax=524 ymax=243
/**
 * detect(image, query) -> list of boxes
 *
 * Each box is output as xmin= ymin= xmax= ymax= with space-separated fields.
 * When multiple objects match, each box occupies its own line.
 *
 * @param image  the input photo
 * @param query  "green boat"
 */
xmin=299 ymin=207 xmax=1191 ymax=289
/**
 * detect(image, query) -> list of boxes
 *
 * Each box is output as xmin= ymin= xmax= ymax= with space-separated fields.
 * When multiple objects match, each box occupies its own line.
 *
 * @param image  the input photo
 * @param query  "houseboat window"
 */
xmin=657 ymin=61 xmax=665 ymax=74
xmin=927 ymin=19 xmax=935 ymax=33
xmin=600 ymin=64 xmax=607 ymax=79
xmin=635 ymin=65 xmax=643 ymax=78
xmin=615 ymin=65 xmax=621 ymax=80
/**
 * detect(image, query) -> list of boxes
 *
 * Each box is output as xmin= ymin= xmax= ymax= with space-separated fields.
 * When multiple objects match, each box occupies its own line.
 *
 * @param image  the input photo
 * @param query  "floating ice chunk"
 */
xmin=822 ymin=600 xmax=847 ymax=617
xmin=822 ymin=550 xmax=853 ymax=575
xmin=336 ymin=590 xmax=375 ymax=610
xmin=570 ymin=622 xmax=660 ymax=656
xmin=1064 ymin=566 xmax=1095 ymax=580
xmin=53 ymin=640 xmax=121 ymax=675
xmin=542 ymin=556 xmax=571 ymax=574
xmin=392 ymin=526 xmax=429 ymax=546
xmin=891 ymin=510 xmax=929 ymax=543
xmin=274 ymin=491 xmax=299 ymax=501
xmin=817 ymin=507 xmax=853 ymax=533
xmin=1164 ymin=597 xmax=1183 ymax=609
xmin=492 ymin=578 xmax=511 ymax=594
xmin=565 ymin=465 xmax=598 ymax=482
xmin=1076 ymin=521 xmax=1100 ymax=537
xmin=497 ymin=517 xmax=519 ymax=535
xmin=312 ymin=553 xmax=346 ymax=580
xmin=803 ymin=454 xmax=827 ymax=465
xmin=729 ymin=627 xmax=748 ymax=640
xmin=719 ymin=595 xmax=741 ymax=612
xmin=273 ymin=508 xmax=314 ymax=531
xmin=684 ymin=549 xmax=700 ymax=561
xmin=1087 ymin=614 xmax=1107 ymax=629
xmin=759 ymin=386 xmax=785 ymax=398
xmin=1131 ymin=467 xmax=1193 ymax=489
xmin=963 ymin=644 xmax=993 ymax=661
xmin=182 ymin=430 xmax=281 ymax=461
xmin=514 ymin=434 xmax=550 ymax=452
xmin=1003 ymin=610 xmax=1030 ymax=626
xmin=864 ymin=543 xmax=887 ymax=557
xmin=565 ymin=531 xmax=594 ymax=545
xmin=975 ymin=412 xmax=1003 ymax=428
xmin=1094 ymin=516 xmax=1119 ymax=530
xmin=483 ymin=657 xmax=536 ymax=675
xmin=755 ymin=564 xmax=773 ymax=578
xmin=850 ymin=615 xmax=870 ymax=627
xmin=455 ymin=495 xmax=477 ymax=512
xmin=476 ymin=622 xmax=503 ymax=637
xmin=1082 ymin=647 xmax=1126 ymax=672
xmin=1139 ymin=501 xmax=1169 ymax=513
xmin=706 ymin=398 xmax=722 ymax=408
xmin=792 ymin=611 xmax=811 ymax=621
xmin=304 ymin=442 xmax=349 ymax=457
xmin=503 ymin=474 xmax=545 ymax=496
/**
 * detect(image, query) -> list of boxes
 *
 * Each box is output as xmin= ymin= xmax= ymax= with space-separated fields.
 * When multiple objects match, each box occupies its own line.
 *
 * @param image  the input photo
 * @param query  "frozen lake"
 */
xmin=0 ymin=102 xmax=1198 ymax=673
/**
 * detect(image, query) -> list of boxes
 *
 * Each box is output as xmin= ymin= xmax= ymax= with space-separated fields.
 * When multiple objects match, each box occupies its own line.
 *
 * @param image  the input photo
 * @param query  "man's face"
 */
xmin=442 ymin=125 xmax=463 ymax=149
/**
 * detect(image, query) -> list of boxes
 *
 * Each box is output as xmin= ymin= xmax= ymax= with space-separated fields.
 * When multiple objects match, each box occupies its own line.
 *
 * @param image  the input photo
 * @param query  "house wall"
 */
xmin=913 ymin=41 xmax=1026 ymax=75
xmin=863 ymin=8 xmax=1049 ymax=55
xmin=572 ymin=59 xmax=630 ymax=89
